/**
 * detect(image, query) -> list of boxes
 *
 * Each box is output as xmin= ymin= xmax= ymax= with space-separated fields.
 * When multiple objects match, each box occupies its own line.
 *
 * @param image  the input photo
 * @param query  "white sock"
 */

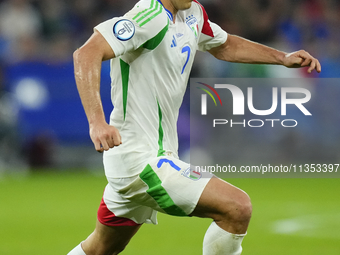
xmin=203 ymin=221 xmax=246 ymax=255
xmin=67 ymin=243 xmax=86 ymax=255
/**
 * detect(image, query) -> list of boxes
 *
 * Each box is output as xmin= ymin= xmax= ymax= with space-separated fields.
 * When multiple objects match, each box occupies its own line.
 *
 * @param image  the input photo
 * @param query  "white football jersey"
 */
xmin=95 ymin=0 xmax=228 ymax=177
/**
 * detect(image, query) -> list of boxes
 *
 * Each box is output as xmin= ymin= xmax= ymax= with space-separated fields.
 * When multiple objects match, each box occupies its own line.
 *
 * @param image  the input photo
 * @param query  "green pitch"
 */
xmin=0 ymin=171 xmax=339 ymax=255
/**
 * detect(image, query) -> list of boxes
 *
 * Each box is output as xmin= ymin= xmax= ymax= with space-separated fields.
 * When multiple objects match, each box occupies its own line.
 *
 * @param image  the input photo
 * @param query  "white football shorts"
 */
xmin=97 ymin=156 xmax=213 ymax=226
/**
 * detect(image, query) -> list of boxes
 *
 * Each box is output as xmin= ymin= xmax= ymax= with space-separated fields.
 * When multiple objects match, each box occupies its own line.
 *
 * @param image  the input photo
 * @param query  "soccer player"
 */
xmin=69 ymin=0 xmax=321 ymax=254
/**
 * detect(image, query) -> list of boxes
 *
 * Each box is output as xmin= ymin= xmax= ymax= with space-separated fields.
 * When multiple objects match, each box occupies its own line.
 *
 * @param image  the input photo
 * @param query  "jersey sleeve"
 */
xmin=94 ymin=0 xmax=169 ymax=57
xmin=195 ymin=1 xmax=228 ymax=52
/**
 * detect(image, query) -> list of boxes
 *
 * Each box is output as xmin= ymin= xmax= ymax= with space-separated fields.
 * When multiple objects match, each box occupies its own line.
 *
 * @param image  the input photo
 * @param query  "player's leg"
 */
xmin=136 ymin=156 xmax=250 ymax=254
xmin=82 ymin=219 xmax=141 ymax=255
xmin=68 ymin=182 xmax=145 ymax=255
xmin=139 ymin=157 xmax=251 ymax=234
xmin=192 ymin=177 xmax=252 ymax=233
xmin=68 ymin=220 xmax=141 ymax=255
xmin=191 ymin=177 xmax=252 ymax=255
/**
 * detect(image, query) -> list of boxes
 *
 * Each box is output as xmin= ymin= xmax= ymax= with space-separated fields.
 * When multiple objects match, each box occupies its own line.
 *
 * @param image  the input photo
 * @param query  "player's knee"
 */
xmin=221 ymin=192 xmax=252 ymax=223
xmin=234 ymin=195 xmax=252 ymax=222
xmin=231 ymin=193 xmax=252 ymax=223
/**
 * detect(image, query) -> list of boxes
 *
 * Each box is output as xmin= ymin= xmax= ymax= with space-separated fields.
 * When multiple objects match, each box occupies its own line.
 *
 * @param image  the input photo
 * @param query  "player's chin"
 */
xmin=181 ymin=1 xmax=192 ymax=10
xmin=184 ymin=3 xmax=192 ymax=9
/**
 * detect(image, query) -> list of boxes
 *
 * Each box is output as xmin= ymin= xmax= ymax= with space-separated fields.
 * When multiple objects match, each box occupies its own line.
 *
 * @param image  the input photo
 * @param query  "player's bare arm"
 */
xmin=73 ymin=31 xmax=121 ymax=152
xmin=209 ymin=34 xmax=321 ymax=73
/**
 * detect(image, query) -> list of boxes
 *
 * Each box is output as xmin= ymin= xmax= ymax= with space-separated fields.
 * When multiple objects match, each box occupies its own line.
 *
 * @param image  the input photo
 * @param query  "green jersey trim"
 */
xmin=133 ymin=0 xmax=163 ymax=27
xmin=120 ymin=59 xmax=130 ymax=120
xmin=157 ymin=101 xmax=165 ymax=157
xmin=139 ymin=164 xmax=187 ymax=216
xmin=142 ymin=20 xmax=169 ymax=50
xmin=133 ymin=0 xmax=155 ymax=22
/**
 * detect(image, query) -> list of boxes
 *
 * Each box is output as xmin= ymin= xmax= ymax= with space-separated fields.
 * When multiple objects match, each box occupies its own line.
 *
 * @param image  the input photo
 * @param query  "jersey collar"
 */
xmin=157 ymin=0 xmax=174 ymax=22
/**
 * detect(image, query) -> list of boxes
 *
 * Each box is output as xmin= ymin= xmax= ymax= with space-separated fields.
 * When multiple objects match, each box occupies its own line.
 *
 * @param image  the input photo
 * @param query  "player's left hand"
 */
xmin=283 ymin=50 xmax=321 ymax=73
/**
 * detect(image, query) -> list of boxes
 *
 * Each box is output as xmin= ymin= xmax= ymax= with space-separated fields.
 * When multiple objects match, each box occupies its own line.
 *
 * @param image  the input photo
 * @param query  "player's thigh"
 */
xmin=140 ymin=156 xmax=212 ymax=217
xmin=82 ymin=219 xmax=141 ymax=255
xmin=191 ymin=177 xmax=252 ymax=222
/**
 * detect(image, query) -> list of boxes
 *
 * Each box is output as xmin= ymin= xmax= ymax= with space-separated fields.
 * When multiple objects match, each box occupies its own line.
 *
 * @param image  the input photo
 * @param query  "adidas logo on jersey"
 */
xmin=171 ymin=35 xmax=177 ymax=48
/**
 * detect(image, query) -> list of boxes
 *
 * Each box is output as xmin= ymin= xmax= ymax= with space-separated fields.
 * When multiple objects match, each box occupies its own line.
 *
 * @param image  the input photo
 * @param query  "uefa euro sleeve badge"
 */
xmin=113 ymin=19 xmax=135 ymax=41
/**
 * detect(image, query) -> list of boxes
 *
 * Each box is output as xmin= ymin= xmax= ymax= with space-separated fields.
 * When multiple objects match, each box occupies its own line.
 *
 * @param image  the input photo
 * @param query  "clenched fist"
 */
xmin=89 ymin=121 xmax=122 ymax=152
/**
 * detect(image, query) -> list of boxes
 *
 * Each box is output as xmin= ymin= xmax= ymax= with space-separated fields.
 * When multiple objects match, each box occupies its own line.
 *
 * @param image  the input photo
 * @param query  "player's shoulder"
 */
xmin=125 ymin=0 xmax=168 ymax=29
xmin=186 ymin=0 xmax=215 ymax=38
xmin=190 ymin=0 xmax=208 ymax=18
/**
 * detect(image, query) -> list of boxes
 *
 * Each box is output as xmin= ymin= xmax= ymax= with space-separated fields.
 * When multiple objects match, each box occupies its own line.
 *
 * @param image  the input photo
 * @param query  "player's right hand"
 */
xmin=89 ymin=122 xmax=122 ymax=153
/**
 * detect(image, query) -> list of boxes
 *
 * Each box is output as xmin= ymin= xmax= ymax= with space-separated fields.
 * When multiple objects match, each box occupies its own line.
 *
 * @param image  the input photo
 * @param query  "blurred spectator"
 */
xmin=0 ymin=0 xmax=41 ymax=40
xmin=0 ymin=0 xmax=42 ymax=63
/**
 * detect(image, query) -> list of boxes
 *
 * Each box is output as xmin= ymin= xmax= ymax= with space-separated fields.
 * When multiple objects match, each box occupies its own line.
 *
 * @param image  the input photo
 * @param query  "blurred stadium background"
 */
xmin=0 ymin=0 xmax=339 ymax=254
